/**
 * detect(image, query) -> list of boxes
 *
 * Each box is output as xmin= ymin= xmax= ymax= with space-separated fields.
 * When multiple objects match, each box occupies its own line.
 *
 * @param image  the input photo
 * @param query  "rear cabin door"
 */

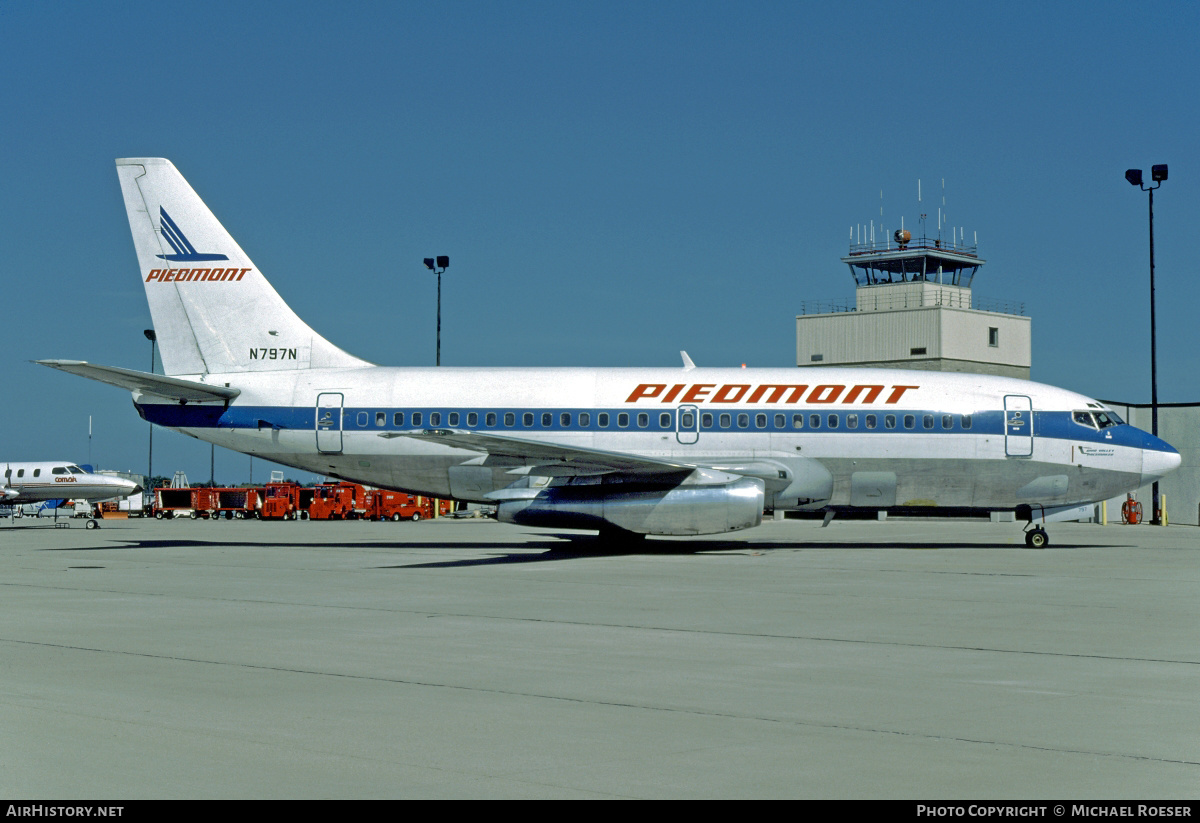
xmin=1004 ymin=395 xmax=1034 ymax=458
xmin=316 ymin=392 xmax=344 ymax=454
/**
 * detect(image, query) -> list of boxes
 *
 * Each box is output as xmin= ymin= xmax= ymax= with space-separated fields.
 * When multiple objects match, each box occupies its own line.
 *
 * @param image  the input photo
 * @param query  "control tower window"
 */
xmin=988 ymin=327 xmax=999 ymax=347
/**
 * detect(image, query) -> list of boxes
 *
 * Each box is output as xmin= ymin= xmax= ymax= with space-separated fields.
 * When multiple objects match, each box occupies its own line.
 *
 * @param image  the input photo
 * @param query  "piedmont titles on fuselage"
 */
xmin=625 ymin=382 xmax=918 ymax=405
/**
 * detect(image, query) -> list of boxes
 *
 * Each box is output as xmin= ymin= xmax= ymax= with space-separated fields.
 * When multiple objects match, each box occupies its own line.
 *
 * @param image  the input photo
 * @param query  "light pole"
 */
xmin=144 ymin=329 xmax=157 ymax=492
xmin=423 ymin=256 xmax=449 ymax=366
xmin=1124 ymin=164 xmax=1168 ymax=524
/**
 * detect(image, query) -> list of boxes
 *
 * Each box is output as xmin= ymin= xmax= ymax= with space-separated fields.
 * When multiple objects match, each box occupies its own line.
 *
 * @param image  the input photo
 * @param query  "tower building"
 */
xmin=796 ymin=216 xmax=1030 ymax=378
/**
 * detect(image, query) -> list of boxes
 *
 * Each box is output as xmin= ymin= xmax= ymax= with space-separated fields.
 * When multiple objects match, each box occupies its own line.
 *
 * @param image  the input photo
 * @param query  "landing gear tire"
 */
xmin=1025 ymin=528 xmax=1049 ymax=548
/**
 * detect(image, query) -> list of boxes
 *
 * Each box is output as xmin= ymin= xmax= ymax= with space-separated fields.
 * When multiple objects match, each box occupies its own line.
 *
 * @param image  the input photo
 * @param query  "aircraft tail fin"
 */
xmin=115 ymin=158 xmax=371 ymax=376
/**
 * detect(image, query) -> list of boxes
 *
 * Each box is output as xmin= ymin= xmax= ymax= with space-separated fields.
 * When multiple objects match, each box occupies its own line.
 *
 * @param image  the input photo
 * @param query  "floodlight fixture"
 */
xmin=1124 ymin=162 xmax=1169 ymax=522
xmin=423 ymin=257 xmax=435 ymax=270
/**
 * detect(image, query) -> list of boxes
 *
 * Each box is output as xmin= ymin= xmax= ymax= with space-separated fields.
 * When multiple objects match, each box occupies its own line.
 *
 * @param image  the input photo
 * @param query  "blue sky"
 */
xmin=2 ymin=1 xmax=1198 ymax=483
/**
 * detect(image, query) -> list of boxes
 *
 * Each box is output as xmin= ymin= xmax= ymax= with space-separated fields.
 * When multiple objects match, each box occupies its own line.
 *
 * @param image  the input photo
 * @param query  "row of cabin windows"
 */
xmin=3 ymin=465 xmax=86 ymax=479
xmin=353 ymin=410 xmax=974 ymax=432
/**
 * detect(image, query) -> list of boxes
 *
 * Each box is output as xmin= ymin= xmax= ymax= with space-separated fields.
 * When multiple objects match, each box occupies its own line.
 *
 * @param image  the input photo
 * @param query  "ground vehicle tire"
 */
xmin=85 ymin=519 xmax=98 ymax=530
xmin=391 ymin=513 xmax=401 ymax=522
xmin=155 ymin=511 xmax=164 ymax=519
xmin=411 ymin=512 xmax=421 ymax=522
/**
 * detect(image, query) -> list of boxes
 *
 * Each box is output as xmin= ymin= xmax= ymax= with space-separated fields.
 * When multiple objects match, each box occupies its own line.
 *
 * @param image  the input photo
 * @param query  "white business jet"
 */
xmin=38 ymin=159 xmax=1180 ymax=546
xmin=2 ymin=462 xmax=140 ymax=528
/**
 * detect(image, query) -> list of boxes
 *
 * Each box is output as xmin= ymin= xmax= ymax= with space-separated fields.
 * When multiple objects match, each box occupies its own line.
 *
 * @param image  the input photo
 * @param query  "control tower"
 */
xmin=796 ymin=223 xmax=1030 ymax=378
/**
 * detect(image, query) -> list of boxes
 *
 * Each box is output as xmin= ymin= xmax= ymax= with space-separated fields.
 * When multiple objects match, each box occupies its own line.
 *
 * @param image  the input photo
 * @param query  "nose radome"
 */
xmin=1143 ymin=448 xmax=1182 ymax=484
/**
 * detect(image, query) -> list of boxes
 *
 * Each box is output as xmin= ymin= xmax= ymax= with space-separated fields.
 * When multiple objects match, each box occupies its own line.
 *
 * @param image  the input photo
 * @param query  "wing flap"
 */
xmin=392 ymin=429 xmax=694 ymax=476
xmin=36 ymin=360 xmax=240 ymax=403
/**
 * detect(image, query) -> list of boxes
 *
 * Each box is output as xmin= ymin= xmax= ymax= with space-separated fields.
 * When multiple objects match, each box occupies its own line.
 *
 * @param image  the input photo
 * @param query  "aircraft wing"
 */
xmin=36 ymin=360 xmax=240 ymax=403
xmin=389 ymin=429 xmax=696 ymax=477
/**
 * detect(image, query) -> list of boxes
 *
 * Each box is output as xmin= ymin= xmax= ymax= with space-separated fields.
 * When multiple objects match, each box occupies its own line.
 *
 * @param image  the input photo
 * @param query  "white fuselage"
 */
xmin=135 ymin=365 xmax=1178 ymax=515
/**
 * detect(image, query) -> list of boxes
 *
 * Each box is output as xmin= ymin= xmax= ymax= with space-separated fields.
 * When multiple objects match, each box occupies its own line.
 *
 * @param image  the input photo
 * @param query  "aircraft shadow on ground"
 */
xmin=38 ymin=533 xmax=1135 ymax=568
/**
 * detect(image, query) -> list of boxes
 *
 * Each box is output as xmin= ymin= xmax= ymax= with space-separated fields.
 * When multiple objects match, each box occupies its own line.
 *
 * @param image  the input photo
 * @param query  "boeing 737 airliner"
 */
xmin=39 ymin=158 xmax=1180 ymax=545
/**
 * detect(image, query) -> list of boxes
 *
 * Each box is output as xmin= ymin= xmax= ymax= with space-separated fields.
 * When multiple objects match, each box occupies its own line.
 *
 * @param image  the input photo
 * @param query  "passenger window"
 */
xmin=792 ymin=414 xmax=804 ymax=429
xmin=412 ymin=412 xmax=423 ymax=426
xmin=737 ymin=413 xmax=749 ymax=428
xmin=942 ymin=414 xmax=953 ymax=429
xmin=17 ymin=469 xmax=24 ymax=478
xmin=774 ymin=414 xmax=785 ymax=428
xmin=523 ymin=413 xmax=534 ymax=427
xmin=904 ymin=414 xmax=915 ymax=429
xmin=618 ymin=413 xmax=629 ymax=428
xmin=598 ymin=413 xmax=609 ymax=427
xmin=827 ymin=414 xmax=839 ymax=429
xmin=660 ymin=412 xmax=671 ymax=428
xmin=33 ymin=469 xmax=40 ymax=477
xmin=719 ymin=413 xmax=731 ymax=428
xmin=393 ymin=412 xmax=405 ymax=426
xmin=885 ymin=414 xmax=896 ymax=429
xmin=430 ymin=412 xmax=442 ymax=426
xmin=448 ymin=412 xmax=460 ymax=426
xmin=865 ymin=414 xmax=877 ymax=429
xmin=680 ymin=412 xmax=694 ymax=428
xmin=357 ymin=412 xmax=368 ymax=427
xmin=701 ymin=413 xmax=713 ymax=428
xmin=755 ymin=414 xmax=767 ymax=428
xmin=847 ymin=414 xmax=858 ymax=429
xmin=809 ymin=414 xmax=821 ymax=429
xmin=466 ymin=412 xmax=478 ymax=427
xmin=504 ymin=412 xmax=515 ymax=426
xmin=923 ymin=414 xmax=934 ymax=429
xmin=961 ymin=414 xmax=972 ymax=429
xmin=561 ymin=413 xmax=572 ymax=427
xmin=375 ymin=412 xmax=386 ymax=427
xmin=637 ymin=413 xmax=649 ymax=428
xmin=579 ymin=412 xmax=590 ymax=427
xmin=541 ymin=412 xmax=552 ymax=427
xmin=485 ymin=412 xmax=496 ymax=426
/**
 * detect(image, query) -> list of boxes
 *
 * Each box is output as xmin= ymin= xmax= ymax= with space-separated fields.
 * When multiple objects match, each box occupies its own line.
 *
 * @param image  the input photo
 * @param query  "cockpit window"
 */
xmin=52 ymin=466 xmax=67 ymax=474
xmin=1073 ymin=411 xmax=1098 ymax=429
xmin=68 ymin=465 xmax=85 ymax=474
xmin=1094 ymin=411 xmax=1119 ymax=429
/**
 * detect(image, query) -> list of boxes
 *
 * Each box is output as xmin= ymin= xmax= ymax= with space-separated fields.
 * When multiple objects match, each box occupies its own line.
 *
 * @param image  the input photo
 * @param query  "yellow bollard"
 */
xmin=1161 ymin=494 xmax=1167 ymax=527
xmin=1101 ymin=500 xmax=1107 ymax=526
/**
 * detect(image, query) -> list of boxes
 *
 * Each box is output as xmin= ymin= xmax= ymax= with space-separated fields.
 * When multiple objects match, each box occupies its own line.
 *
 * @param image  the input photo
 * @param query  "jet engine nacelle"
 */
xmin=497 ymin=477 xmax=765 ymax=536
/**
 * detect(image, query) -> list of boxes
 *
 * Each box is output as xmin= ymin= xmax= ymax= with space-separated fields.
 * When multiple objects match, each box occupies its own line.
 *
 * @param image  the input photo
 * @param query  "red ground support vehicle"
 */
xmin=363 ymin=490 xmax=450 ymax=521
xmin=208 ymin=488 xmax=261 ymax=520
xmin=153 ymin=487 xmax=217 ymax=519
xmin=308 ymin=483 xmax=366 ymax=520
xmin=260 ymin=482 xmax=314 ymax=520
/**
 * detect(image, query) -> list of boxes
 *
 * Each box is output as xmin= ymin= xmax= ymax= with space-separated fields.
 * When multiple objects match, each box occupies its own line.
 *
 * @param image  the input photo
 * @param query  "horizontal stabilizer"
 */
xmin=35 ymin=360 xmax=240 ymax=403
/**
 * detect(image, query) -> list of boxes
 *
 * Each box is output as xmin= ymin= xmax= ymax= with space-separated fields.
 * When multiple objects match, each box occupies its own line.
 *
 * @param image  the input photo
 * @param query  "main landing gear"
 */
xmin=1023 ymin=526 xmax=1048 ymax=548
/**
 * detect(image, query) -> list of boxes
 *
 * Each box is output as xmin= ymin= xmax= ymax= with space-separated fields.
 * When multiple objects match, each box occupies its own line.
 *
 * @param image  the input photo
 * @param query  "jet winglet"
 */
xmin=36 ymin=360 xmax=240 ymax=404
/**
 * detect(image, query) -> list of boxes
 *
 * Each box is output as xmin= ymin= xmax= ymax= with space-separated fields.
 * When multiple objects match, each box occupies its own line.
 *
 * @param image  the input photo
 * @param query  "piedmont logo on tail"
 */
xmin=38 ymin=158 xmax=1181 ymax=545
